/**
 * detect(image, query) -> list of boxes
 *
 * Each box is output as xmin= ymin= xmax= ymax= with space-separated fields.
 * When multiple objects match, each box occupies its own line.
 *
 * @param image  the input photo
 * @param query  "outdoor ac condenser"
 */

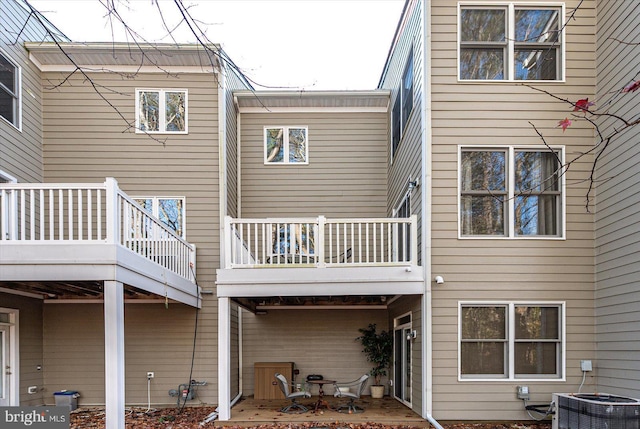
xmin=552 ymin=393 xmax=640 ymax=429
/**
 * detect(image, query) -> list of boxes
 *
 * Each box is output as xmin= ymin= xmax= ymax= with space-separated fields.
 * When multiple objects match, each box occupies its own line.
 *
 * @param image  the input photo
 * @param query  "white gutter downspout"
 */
xmin=420 ymin=1 xmax=442 ymax=429
xmin=217 ymin=64 xmax=233 ymax=422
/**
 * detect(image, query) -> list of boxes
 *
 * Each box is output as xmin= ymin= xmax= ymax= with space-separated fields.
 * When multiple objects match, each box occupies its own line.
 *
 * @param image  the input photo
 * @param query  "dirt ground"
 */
xmin=70 ymin=407 xmax=552 ymax=429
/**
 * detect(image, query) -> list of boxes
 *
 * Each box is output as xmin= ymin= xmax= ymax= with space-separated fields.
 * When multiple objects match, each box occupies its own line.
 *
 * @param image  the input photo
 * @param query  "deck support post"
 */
xmin=104 ymin=280 xmax=125 ymax=429
xmin=218 ymin=297 xmax=231 ymax=420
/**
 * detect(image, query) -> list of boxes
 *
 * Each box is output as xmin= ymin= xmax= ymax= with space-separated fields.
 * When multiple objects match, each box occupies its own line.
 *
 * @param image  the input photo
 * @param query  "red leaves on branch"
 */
xmin=623 ymin=80 xmax=640 ymax=93
xmin=558 ymin=117 xmax=572 ymax=132
xmin=573 ymin=98 xmax=595 ymax=112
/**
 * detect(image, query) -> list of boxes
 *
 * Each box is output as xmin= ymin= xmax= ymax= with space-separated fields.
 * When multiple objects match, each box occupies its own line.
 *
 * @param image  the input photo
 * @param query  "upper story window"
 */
xmin=136 ymin=89 xmax=187 ymax=134
xmin=458 ymin=3 xmax=564 ymax=81
xmin=135 ymin=197 xmax=186 ymax=238
xmin=460 ymin=302 xmax=564 ymax=380
xmin=392 ymin=48 xmax=414 ymax=158
xmin=0 ymin=51 xmax=21 ymax=129
xmin=459 ymin=146 xmax=564 ymax=238
xmin=264 ymin=126 xmax=308 ymax=164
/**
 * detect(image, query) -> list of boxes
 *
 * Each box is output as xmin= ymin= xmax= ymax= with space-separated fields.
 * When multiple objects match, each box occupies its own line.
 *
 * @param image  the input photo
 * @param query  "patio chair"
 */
xmin=333 ymin=374 xmax=369 ymax=413
xmin=274 ymin=373 xmax=311 ymax=413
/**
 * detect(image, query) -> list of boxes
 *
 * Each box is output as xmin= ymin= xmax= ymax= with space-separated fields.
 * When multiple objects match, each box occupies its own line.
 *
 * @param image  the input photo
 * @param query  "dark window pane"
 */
xmin=462 ymin=306 xmax=506 ymax=340
xmin=461 ymin=196 xmax=505 ymax=235
xmin=461 ymin=342 xmax=506 ymax=375
xmin=515 ymin=195 xmax=558 ymax=235
xmin=288 ymin=128 xmax=307 ymax=163
xmin=0 ymin=91 xmax=13 ymax=123
xmin=515 ymin=49 xmax=557 ymax=80
xmin=460 ymin=49 xmax=505 ymax=80
xmin=461 ymin=151 xmax=506 ymax=191
xmin=158 ymin=198 xmax=183 ymax=237
xmin=515 ymin=9 xmax=559 ymax=42
xmin=0 ymin=55 xmax=16 ymax=91
xmin=515 ymin=342 xmax=557 ymax=374
xmin=165 ymin=91 xmax=185 ymax=132
xmin=265 ymin=128 xmax=284 ymax=163
xmin=461 ymin=9 xmax=506 ymax=42
xmin=515 ymin=151 xmax=560 ymax=192
xmin=515 ymin=307 xmax=559 ymax=340
xmin=139 ymin=91 xmax=159 ymax=132
xmin=402 ymin=50 xmax=414 ymax=126
xmin=392 ymin=96 xmax=401 ymax=155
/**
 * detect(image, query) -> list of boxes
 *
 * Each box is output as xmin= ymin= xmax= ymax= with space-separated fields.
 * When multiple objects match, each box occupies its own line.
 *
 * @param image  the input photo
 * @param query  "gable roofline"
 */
xmin=18 ymin=0 xmax=71 ymax=42
xmin=377 ymin=0 xmax=414 ymax=88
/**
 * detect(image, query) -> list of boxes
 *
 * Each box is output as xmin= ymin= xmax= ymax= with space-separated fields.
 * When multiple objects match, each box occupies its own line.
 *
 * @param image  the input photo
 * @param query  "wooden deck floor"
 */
xmin=215 ymin=395 xmax=429 ymax=427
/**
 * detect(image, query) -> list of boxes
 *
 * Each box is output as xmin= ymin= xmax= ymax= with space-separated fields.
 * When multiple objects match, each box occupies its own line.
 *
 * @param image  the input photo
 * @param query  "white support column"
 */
xmin=104 ymin=280 xmax=125 ymax=429
xmin=218 ymin=297 xmax=231 ymax=420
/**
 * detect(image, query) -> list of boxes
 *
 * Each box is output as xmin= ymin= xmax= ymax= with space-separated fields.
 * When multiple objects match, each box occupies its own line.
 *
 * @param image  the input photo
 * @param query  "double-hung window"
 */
xmin=0 ymin=51 xmax=20 ymax=129
xmin=136 ymin=89 xmax=187 ymax=134
xmin=460 ymin=146 xmax=564 ymax=238
xmin=460 ymin=302 xmax=564 ymax=380
xmin=392 ymin=48 xmax=414 ymax=158
xmin=264 ymin=126 xmax=308 ymax=164
xmin=459 ymin=3 xmax=564 ymax=81
xmin=134 ymin=197 xmax=186 ymax=238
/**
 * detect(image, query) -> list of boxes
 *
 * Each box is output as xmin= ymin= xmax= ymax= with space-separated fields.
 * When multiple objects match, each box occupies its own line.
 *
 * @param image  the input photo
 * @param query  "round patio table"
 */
xmin=307 ymin=379 xmax=336 ymax=412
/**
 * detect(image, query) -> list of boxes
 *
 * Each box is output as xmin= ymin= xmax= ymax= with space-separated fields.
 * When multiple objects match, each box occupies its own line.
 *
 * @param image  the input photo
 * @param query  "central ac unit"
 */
xmin=552 ymin=393 xmax=640 ymax=429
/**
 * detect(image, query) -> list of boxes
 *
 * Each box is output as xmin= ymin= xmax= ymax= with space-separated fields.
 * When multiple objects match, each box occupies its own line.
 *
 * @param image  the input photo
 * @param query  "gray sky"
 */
xmin=29 ymin=0 xmax=405 ymax=90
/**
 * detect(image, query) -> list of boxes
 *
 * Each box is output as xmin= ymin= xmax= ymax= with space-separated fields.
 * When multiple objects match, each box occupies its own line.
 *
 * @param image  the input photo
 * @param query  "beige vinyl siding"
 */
xmin=0 ymin=0 xmax=49 ymax=183
xmin=224 ymin=68 xmax=251 ymax=219
xmin=241 ymin=309 xmax=388 ymax=397
xmin=239 ymin=112 xmax=388 ymax=218
xmin=43 ymin=303 xmax=213 ymax=406
xmin=594 ymin=0 xmax=640 ymax=398
xmin=429 ymin=0 xmax=596 ymax=420
xmin=38 ymin=70 xmax=221 ymax=405
xmin=0 ymin=293 xmax=44 ymax=405
xmin=380 ymin=0 xmax=425 ymax=267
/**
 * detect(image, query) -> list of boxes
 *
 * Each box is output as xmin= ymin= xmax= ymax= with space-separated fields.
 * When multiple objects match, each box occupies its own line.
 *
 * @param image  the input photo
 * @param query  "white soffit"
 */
xmin=24 ymin=42 xmax=222 ymax=73
xmin=234 ymin=90 xmax=390 ymax=113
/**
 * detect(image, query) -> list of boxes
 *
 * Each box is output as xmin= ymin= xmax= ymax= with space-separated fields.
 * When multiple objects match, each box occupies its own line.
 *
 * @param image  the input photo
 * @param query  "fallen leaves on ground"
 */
xmin=70 ymin=407 xmax=551 ymax=429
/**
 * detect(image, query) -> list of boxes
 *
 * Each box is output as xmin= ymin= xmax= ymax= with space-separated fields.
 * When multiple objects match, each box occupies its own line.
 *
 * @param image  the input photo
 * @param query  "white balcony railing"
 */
xmin=224 ymin=215 xmax=418 ymax=268
xmin=0 ymin=178 xmax=196 ymax=280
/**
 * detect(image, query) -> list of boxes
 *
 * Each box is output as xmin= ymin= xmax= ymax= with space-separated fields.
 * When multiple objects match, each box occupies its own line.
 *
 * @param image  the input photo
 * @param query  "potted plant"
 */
xmin=356 ymin=323 xmax=392 ymax=398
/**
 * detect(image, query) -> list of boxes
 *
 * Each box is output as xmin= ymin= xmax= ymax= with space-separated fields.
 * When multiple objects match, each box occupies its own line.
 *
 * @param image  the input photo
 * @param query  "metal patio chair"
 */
xmin=333 ymin=374 xmax=369 ymax=413
xmin=274 ymin=373 xmax=311 ymax=413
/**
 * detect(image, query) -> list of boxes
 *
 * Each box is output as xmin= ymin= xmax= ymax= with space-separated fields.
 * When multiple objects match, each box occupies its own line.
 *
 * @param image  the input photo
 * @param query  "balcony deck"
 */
xmin=217 ymin=216 xmax=424 ymax=309
xmin=0 ymin=178 xmax=199 ymax=306
xmin=215 ymin=395 xmax=427 ymax=427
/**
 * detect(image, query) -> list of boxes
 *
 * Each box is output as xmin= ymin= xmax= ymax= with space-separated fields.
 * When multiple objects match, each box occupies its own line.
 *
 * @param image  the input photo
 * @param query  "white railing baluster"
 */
xmin=29 ymin=189 xmax=35 ymax=240
xmin=20 ymin=190 xmax=25 ymax=240
xmin=87 ymin=190 xmax=92 ymax=240
xmin=68 ymin=189 xmax=73 ymax=241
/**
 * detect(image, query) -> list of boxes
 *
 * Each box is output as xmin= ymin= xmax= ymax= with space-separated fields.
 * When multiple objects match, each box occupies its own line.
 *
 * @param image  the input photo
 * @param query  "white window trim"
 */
xmin=263 ymin=126 xmax=309 ymax=165
xmin=457 ymin=145 xmax=566 ymax=240
xmin=458 ymin=301 xmax=566 ymax=382
xmin=133 ymin=196 xmax=186 ymax=239
xmin=135 ymin=89 xmax=188 ymax=134
xmin=457 ymin=2 xmax=566 ymax=83
xmin=0 ymin=49 xmax=22 ymax=131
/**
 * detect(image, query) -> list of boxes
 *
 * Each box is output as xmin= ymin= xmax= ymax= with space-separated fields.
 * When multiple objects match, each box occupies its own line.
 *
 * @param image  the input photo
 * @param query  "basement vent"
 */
xmin=552 ymin=393 xmax=640 ymax=429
